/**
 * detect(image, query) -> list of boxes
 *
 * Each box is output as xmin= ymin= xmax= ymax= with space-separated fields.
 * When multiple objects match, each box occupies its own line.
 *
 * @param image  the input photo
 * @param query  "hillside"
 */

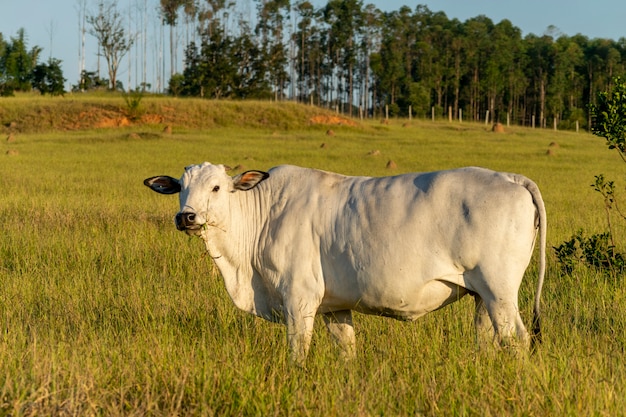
xmin=0 ymin=94 xmax=358 ymax=134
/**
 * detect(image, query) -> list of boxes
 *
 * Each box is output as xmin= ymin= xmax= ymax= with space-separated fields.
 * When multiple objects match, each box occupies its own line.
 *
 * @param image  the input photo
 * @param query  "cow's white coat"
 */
xmin=145 ymin=163 xmax=547 ymax=364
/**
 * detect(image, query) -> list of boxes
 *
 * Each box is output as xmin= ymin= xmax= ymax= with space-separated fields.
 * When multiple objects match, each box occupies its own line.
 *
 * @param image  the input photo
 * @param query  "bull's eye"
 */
xmin=212 ymin=185 xmax=220 ymax=192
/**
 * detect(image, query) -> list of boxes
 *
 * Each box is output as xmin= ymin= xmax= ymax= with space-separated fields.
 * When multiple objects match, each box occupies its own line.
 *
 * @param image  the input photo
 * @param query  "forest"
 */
xmin=2 ymin=0 xmax=626 ymax=129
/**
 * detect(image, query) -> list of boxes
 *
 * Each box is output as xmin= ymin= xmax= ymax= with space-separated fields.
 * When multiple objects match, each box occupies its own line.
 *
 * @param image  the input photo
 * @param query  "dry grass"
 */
xmin=0 ymin=92 xmax=356 ymax=134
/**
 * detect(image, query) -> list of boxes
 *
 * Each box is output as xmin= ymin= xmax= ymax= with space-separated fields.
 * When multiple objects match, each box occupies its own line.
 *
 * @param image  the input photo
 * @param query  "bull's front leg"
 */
xmin=323 ymin=310 xmax=356 ymax=359
xmin=283 ymin=299 xmax=317 ymax=366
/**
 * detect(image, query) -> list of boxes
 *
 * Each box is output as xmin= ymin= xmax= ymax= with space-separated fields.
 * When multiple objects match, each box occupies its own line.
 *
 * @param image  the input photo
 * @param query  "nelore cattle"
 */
xmin=144 ymin=163 xmax=546 ymax=365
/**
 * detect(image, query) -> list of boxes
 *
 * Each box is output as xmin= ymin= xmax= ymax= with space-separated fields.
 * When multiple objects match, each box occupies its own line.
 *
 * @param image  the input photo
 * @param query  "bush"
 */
xmin=31 ymin=58 xmax=66 ymax=96
xmin=122 ymin=88 xmax=145 ymax=121
xmin=555 ymin=77 xmax=626 ymax=278
xmin=554 ymin=229 xmax=625 ymax=277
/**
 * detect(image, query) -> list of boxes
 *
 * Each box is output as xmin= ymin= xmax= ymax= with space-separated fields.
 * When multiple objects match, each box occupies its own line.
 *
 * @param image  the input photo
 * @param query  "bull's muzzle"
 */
xmin=175 ymin=212 xmax=199 ymax=231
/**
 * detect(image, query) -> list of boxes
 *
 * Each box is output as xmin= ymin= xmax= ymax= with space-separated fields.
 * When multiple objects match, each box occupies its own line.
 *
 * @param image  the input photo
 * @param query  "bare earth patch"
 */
xmin=310 ymin=115 xmax=357 ymax=127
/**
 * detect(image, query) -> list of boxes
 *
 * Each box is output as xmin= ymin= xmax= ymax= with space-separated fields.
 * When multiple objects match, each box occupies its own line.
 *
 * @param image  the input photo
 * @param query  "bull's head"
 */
xmin=144 ymin=162 xmax=269 ymax=234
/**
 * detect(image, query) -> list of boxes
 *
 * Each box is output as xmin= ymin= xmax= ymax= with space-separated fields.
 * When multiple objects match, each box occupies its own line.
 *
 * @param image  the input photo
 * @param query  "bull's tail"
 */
xmin=519 ymin=177 xmax=547 ymax=350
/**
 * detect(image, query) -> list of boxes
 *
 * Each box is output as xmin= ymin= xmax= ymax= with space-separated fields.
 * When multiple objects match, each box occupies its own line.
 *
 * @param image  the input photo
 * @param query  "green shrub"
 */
xmin=122 ymin=88 xmax=145 ymax=120
xmin=554 ymin=229 xmax=625 ymax=277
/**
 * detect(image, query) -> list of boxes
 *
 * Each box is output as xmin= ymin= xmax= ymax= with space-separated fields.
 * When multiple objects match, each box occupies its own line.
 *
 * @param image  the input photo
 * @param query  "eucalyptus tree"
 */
xmin=322 ymin=0 xmax=364 ymax=115
xmin=370 ymin=9 xmax=409 ymax=115
xmin=181 ymin=0 xmax=198 ymax=51
xmin=550 ymin=35 xmax=585 ymax=127
xmin=484 ymin=19 xmax=523 ymax=123
xmin=358 ymin=3 xmax=382 ymax=115
xmin=524 ymin=33 xmax=556 ymax=127
xmin=448 ymin=19 xmax=465 ymax=118
xmin=462 ymin=15 xmax=494 ymax=121
xmin=293 ymin=0 xmax=320 ymax=103
xmin=196 ymin=0 xmax=231 ymax=38
xmin=256 ymin=0 xmax=290 ymax=100
xmin=160 ymin=0 xmax=185 ymax=78
xmin=88 ymin=0 xmax=134 ymax=90
xmin=410 ymin=7 xmax=457 ymax=116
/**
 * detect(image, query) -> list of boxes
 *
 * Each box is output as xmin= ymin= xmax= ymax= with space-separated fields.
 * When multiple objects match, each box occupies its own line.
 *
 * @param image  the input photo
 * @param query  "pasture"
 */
xmin=1 ymin=98 xmax=625 ymax=415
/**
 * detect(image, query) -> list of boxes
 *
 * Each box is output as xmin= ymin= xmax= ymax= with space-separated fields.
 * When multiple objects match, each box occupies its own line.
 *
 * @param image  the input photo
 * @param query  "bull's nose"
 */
xmin=175 ymin=212 xmax=196 ymax=230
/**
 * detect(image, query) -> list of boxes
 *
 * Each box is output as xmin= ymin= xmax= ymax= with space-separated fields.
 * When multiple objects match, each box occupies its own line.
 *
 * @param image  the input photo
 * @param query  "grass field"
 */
xmin=1 ymin=97 xmax=626 ymax=415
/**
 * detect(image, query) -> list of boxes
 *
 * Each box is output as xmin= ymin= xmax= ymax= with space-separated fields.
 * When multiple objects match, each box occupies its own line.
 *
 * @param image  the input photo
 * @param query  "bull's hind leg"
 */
xmin=484 ymin=296 xmax=530 ymax=350
xmin=470 ymin=259 xmax=531 ymax=351
xmin=473 ymin=294 xmax=495 ymax=349
xmin=323 ymin=310 xmax=356 ymax=359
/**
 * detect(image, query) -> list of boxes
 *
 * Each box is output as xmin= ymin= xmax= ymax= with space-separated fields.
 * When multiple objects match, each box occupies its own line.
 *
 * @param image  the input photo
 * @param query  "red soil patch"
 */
xmin=142 ymin=114 xmax=165 ymax=124
xmin=95 ymin=116 xmax=131 ymax=128
xmin=310 ymin=115 xmax=357 ymax=127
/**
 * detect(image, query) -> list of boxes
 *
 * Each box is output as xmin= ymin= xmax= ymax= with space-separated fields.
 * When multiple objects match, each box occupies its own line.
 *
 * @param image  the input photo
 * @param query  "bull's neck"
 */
xmin=201 ymin=186 xmax=267 ymax=313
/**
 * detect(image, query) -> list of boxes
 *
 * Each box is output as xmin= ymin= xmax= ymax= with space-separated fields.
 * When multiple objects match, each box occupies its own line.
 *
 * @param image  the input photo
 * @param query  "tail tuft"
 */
xmin=531 ymin=309 xmax=542 ymax=352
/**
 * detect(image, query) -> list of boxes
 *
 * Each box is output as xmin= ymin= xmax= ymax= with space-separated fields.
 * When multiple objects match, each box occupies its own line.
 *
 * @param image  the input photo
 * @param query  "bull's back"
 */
xmin=326 ymin=166 xmax=534 ymax=254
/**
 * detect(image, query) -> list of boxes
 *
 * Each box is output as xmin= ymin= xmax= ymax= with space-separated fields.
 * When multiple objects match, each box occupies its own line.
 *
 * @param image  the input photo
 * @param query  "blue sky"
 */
xmin=0 ymin=0 xmax=624 ymax=91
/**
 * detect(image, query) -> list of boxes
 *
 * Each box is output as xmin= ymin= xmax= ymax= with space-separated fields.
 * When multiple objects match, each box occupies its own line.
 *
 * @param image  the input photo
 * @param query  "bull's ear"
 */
xmin=232 ymin=170 xmax=269 ymax=191
xmin=143 ymin=176 xmax=181 ymax=195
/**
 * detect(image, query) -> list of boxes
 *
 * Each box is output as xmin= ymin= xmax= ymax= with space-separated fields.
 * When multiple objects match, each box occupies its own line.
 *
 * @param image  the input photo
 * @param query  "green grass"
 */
xmin=1 ymin=103 xmax=626 ymax=415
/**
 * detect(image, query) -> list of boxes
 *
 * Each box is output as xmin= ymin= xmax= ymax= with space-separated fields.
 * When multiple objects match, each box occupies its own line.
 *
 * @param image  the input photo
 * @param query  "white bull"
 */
xmin=144 ymin=163 xmax=546 ymax=365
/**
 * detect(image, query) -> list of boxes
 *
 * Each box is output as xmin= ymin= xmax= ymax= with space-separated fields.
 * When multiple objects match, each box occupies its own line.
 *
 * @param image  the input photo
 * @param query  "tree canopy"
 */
xmin=0 ymin=29 xmax=44 ymax=96
xmin=4 ymin=1 xmax=626 ymax=131
xmin=159 ymin=2 xmax=626 ymax=128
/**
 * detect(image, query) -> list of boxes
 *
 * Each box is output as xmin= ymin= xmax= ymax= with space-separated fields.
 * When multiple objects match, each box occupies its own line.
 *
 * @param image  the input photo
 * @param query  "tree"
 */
xmin=0 ymin=29 xmax=42 ymax=93
xmin=88 ymin=0 xmax=134 ymax=90
xmin=554 ymin=78 xmax=626 ymax=277
xmin=160 ymin=0 xmax=185 ymax=78
xmin=232 ymin=25 xmax=272 ymax=99
xmin=462 ymin=16 xmax=494 ymax=121
xmin=485 ymin=20 xmax=522 ymax=123
xmin=31 ymin=58 xmax=66 ymax=95
xmin=525 ymin=33 xmax=556 ymax=127
xmin=181 ymin=26 xmax=237 ymax=98
xmin=590 ymin=77 xmax=626 ymax=161
xmin=256 ymin=0 xmax=290 ymax=101
xmin=322 ymin=0 xmax=364 ymax=115
xmin=157 ymin=0 xmax=626 ymax=125
xmin=293 ymin=0 xmax=316 ymax=103
xmin=371 ymin=15 xmax=405 ymax=115
xmin=71 ymin=69 xmax=109 ymax=91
